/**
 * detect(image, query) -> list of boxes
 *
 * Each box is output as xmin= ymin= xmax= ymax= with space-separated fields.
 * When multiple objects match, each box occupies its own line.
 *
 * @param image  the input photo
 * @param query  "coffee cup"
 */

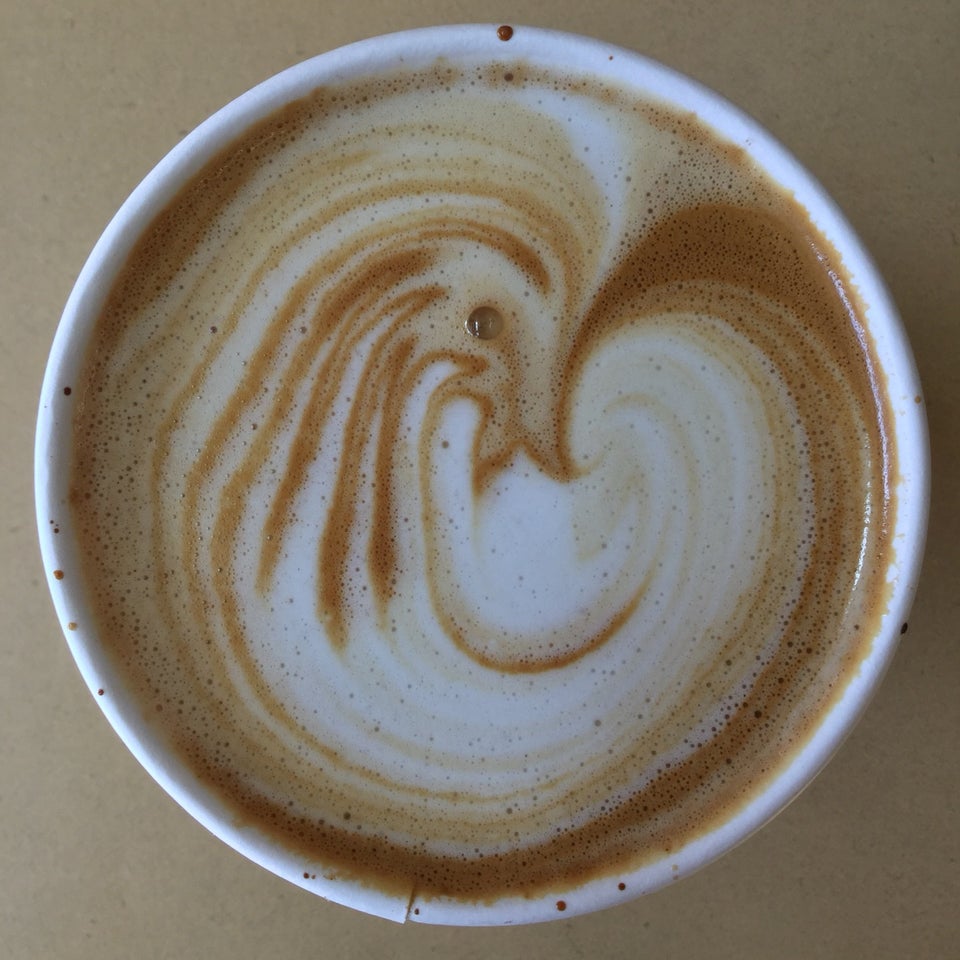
xmin=35 ymin=24 xmax=928 ymax=925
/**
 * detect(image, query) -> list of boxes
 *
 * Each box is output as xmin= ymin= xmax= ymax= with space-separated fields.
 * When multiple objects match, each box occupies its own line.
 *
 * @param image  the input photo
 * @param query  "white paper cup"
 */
xmin=36 ymin=24 xmax=928 ymax=925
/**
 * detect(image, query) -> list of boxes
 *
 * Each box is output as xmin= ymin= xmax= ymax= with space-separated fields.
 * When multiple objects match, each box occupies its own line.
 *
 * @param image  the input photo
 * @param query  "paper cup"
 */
xmin=36 ymin=25 xmax=928 ymax=925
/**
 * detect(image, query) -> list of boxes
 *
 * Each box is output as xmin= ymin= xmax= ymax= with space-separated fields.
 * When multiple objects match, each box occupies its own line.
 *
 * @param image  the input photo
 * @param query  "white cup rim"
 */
xmin=35 ymin=23 xmax=929 ymax=925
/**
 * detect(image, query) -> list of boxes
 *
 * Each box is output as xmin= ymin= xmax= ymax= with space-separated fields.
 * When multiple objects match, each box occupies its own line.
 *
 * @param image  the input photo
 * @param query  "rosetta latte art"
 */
xmin=70 ymin=62 xmax=893 ymax=899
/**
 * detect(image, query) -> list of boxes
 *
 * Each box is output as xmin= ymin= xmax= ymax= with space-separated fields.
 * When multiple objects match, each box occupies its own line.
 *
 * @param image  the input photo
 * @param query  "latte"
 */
xmin=63 ymin=49 xmax=895 ymax=912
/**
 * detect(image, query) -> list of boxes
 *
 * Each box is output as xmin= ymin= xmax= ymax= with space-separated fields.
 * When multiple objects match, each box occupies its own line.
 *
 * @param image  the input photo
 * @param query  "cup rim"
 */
xmin=35 ymin=23 xmax=929 ymax=925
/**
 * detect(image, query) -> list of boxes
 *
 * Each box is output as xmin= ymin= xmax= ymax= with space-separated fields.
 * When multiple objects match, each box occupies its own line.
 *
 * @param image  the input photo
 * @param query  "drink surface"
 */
xmin=66 ymin=59 xmax=895 ymax=901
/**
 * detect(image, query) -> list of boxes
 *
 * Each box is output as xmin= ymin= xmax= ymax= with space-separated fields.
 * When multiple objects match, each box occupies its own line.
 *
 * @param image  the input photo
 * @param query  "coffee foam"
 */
xmin=66 ymin=61 xmax=894 ymax=902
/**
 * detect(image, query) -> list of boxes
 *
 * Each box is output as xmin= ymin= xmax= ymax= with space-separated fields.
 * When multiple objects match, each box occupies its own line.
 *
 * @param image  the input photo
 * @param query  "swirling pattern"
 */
xmin=69 ymin=62 xmax=893 ymax=900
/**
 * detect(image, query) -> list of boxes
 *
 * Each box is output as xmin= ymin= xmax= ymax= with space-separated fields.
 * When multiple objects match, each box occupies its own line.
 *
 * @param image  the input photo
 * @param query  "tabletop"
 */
xmin=2 ymin=1 xmax=957 ymax=957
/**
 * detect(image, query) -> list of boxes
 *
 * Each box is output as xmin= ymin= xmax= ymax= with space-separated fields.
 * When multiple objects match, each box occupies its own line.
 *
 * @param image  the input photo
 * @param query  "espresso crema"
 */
xmin=67 ymin=59 xmax=895 ymax=904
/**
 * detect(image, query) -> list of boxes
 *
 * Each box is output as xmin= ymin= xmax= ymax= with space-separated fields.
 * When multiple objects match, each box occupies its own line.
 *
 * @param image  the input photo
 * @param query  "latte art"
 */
xmin=68 ymin=61 xmax=894 ymax=901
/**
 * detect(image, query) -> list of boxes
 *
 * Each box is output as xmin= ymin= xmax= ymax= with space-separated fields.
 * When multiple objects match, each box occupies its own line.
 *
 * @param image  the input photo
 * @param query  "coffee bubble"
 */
xmin=465 ymin=305 xmax=504 ymax=340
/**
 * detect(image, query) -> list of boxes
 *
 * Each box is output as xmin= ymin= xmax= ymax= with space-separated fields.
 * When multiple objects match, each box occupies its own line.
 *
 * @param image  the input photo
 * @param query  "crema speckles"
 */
xmin=68 ymin=61 xmax=894 ymax=900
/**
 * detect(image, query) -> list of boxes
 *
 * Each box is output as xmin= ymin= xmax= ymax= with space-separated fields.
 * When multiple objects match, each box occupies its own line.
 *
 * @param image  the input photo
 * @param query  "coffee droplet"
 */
xmin=497 ymin=25 xmax=514 ymax=41
xmin=465 ymin=305 xmax=504 ymax=340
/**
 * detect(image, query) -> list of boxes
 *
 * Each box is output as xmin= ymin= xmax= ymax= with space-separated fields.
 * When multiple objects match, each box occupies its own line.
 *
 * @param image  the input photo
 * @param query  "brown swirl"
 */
xmin=68 ymin=61 xmax=894 ymax=904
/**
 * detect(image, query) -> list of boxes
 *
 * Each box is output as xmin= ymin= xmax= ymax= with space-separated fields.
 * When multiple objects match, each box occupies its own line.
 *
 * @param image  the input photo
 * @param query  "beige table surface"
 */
xmin=2 ymin=1 xmax=957 ymax=957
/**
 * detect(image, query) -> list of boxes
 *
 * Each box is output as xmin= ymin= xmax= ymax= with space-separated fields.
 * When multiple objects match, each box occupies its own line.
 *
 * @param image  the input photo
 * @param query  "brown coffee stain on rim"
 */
xmin=67 ymin=61 xmax=897 ymax=904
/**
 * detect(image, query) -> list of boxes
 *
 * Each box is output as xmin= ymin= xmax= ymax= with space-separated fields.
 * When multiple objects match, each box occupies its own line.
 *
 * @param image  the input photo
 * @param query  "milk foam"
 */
xmin=67 ymin=61 xmax=893 ymax=899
